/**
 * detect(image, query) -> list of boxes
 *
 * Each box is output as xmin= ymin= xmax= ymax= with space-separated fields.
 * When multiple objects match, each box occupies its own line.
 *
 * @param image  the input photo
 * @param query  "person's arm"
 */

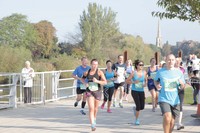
xmin=154 ymin=71 xmax=162 ymax=91
xmin=93 ymin=70 xmax=107 ymax=85
xmin=178 ymin=72 xmax=186 ymax=90
xmin=72 ymin=67 xmax=82 ymax=80
xmin=143 ymin=71 xmax=148 ymax=87
xmin=125 ymin=71 xmax=134 ymax=84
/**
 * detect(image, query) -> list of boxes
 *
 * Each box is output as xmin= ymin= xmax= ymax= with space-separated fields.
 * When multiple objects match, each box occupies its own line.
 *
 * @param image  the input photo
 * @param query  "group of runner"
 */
xmin=72 ymin=54 xmax=189 ymax=132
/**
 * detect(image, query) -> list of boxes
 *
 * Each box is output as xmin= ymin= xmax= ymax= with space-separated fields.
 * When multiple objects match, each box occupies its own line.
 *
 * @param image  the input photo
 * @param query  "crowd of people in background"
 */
xmin=70 ymin=53 xmax=200 ymax=132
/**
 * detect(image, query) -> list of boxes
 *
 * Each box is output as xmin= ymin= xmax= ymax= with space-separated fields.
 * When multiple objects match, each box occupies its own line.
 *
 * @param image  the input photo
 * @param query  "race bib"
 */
xmin=150 ymin=72 xmax=157 ymax=80
xmin=80 ymin=84 xmax=86 ymax=90
xmin=116 ymin=67 xmax=125 ymax=83
xmin=88 ymin=82 xmax=98 ymax=91
xmin=125 ymin=73 xmax=130 ymax=78
xmin=135 ymin=82 xmax=143 ymax=89
xmin=163 ymin=78 xmax=179 ymax=92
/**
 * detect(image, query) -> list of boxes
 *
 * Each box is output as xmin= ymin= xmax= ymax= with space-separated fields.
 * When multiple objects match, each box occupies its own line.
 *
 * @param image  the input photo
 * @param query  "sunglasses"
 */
xmin=138 ymin=64 xmax=144 ymax=66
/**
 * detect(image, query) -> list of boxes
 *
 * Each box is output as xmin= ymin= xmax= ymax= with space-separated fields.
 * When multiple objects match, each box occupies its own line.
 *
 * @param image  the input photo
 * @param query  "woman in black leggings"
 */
xmin=126 ymin=59 xmax=147 ymax=125
xmin=101 ymin=60 xmax=117 ymax=113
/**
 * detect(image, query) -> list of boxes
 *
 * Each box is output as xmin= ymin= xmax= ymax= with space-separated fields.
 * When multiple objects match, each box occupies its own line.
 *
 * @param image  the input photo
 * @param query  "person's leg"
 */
xmin=87 ymin=95 xmax=95 ymax=131
xmin=155 ymin=91 xmax=159 ymax=108
xmin=119 ymin=86 xmax=124 ymax=108
xmin=131 ymin=90 xmax=140 ymax=124
xmin=160 ymin=102 xmax=173 ymax=133
xmin=28 ymin=87 xmax=32 ymax=103
xmin=113 ymin=83 xmax=119 ymax=107
xmin=74 ymin=88 xmax=82 ymax=107
xmin=150 ymin=89 xmax=156 ymax=111
xmin=101 ymin=88 xmax=108 ymax=109
xmin=125 ymin=84 xmax=130 ymax=101
xmin=24 ymin=87 xmax=28 ymax=103
xmin=80 ymin=92 xmax=87 ymax=115
xmin=177 ymin=91 xmax=184 ymax=130
xmin=139 ymin=91 xmax=145 ymax=110
xmin=107 ymin=87 xmax=114 ymax=112
xmin=163 ymin=112 xmax=173 ymax=133
xmin=94 ymin=98 xmax=99 ymax=122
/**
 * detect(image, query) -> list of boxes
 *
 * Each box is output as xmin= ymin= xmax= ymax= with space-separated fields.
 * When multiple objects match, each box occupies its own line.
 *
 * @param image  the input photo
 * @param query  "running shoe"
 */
xmin=177 ymin=124 xmax=184 ymax=130
xmin=135 ymin=119 xmax=140 ymax=125
xmin=152 ymin=107 xmax=156 ymax=112
xmin=191 ymin=102 xmax=197 ymax=105
xmin=101 ymin=102 xmax=105 ymax=109
xmin=91 ymin=124 xmax=96 ymax=131
xmin=80 ymin=110 xmax=86 ymax=115
xmin=113 ymin=101 xmax=116 ymax=107
xmin=119 ymin=103 xmax=123 ymax=108
xmin=74 ymin=101 xmax=78 ymax=107
xmin=107 ymin=109 xmax=112 ymax=113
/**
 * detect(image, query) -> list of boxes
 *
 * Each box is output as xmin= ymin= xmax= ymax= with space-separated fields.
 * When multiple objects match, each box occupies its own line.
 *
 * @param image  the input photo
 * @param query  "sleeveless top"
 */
xmin=147 ymin=66 xmax=158 ymax=84
xmin=132 ymin=71 xmax=145 ymax=92
xmin=104 ymin=69 xmax=115 ymax=88
xmin=86 ymin=69 xmax=101 ymax=91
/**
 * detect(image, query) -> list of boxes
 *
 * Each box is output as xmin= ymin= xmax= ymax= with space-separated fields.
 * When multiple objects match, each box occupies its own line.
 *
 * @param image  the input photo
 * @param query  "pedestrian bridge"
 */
xmin=0 ymin=97 xmax=199 ymax=133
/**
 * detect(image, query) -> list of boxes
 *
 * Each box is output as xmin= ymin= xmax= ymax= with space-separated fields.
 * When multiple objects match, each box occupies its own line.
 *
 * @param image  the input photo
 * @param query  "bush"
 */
xmin=0 ymin=46 xmax=32 ymax=73
xmin=53 ymin=54 xmax=80 ymax=78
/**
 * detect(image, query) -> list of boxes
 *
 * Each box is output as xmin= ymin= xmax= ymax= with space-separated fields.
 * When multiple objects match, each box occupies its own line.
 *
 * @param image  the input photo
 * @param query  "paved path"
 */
xmin=0 ymin=95 xmax=200 ymax=133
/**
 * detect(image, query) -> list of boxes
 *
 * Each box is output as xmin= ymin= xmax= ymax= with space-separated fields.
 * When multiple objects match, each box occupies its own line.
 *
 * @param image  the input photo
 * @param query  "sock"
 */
xmin=81 ymin=101 xmax=86 ymax=109
xmin=114 ymin=98 xmax=116 ymax=102
xmin=179 ymin=112 xmax=183 ymax=125
xmin=120 ymin=99 xmax=122 ymax=103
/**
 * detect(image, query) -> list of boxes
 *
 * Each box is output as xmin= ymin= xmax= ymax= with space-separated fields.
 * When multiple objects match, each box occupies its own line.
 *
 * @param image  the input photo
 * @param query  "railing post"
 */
xmin=19 ymin=74 xmax=23 ymax=103
xmin=9 ymin=75 xmax=18 ymax=108
xmin=41 ymin=73 xmax=45 ymax=105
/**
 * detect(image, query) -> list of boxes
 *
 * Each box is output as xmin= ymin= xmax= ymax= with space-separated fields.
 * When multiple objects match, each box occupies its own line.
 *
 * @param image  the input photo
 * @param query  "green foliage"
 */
xmin=33 ymin=20 xmax=57 ymax=58
xmin=0 ymin=45 xmax=32 ymax=73
xmin=152 ymin=0 xmax=200 ymax=22
xmin=79 ymin=3 xmax=119 ymax=58
xmin=53 ymin=54 xmax=80 ymax=78
xmin=0 ymin=13 xmax=38 ymax=47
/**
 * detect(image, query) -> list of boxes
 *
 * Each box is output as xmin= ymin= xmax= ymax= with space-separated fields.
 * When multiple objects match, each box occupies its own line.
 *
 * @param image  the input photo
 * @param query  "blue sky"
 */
xmin=0 ymin=0 xmax=200 ymax=45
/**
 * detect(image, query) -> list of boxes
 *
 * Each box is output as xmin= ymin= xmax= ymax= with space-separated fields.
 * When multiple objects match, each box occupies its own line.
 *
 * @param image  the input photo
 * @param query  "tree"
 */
xmin=33 ymin=20 xmax=57 ymax=58
xmin=0 ymin=13 xmax=38 ymax=47
xmin=79 ymin=3 xmax=119 ymax=57
xmin=152 ymin=0 xmax=200 ymax=22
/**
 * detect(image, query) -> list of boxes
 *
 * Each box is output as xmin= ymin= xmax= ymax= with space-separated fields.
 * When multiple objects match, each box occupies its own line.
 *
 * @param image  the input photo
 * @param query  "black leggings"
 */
xmin=178 ymin=89 xmax=184 ymax=111
xmin=131 ymin=90 xmax=145 ymax=111
xmin=124 ymin=83 xmax=131 ymax=94
xmin=103 ymin=87 xmax=114 ymax=101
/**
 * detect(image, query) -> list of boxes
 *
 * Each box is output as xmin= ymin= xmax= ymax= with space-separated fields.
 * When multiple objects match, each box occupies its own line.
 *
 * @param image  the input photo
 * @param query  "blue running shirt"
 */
xmin=155 ymin=68 xmax=185 ymax=106
xmin=132 ymin=71 xmax=145 ymax=92
xmin=73 ymin=65 xmax=90 ymax=87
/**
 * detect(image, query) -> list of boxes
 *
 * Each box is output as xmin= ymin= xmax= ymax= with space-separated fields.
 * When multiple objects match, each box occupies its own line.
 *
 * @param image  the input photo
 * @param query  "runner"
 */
xmin=126 ymin=59 xmax=147 ymax=125
xmin=123 ymin=59 xmax=133 ymax=101
xmin=155 ymin=54 xmax=186 ymax=133
xmin=81 ymin=59 xmax=107 ymax=131
xmin=175 ymin=57 xmax=185 ymax=130
xmin=146 ymin=58 xmax=159 ymax=112
xmin=72 ymin=57 xmax=90 ymax=115
xmin=112 ymin=55 xmax=126 ymax=108
xmin=101 ymin=60 xmax=117 ymax=113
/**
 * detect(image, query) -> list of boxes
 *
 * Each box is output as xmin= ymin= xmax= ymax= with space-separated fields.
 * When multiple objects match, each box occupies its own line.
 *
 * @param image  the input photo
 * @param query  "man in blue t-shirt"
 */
xmin=72 ymin=57 xmax=90 ymax=115
xmin=155 ymin=54 xmax=185 ymax=133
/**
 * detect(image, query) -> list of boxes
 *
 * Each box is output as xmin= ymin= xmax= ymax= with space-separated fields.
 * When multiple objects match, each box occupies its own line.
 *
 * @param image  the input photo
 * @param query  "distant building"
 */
xmin=156 ymin=20 xmax=162 ymax=48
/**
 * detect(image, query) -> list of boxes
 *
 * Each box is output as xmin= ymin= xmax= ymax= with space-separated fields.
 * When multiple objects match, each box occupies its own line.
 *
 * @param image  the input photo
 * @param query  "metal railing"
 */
xmin=0 ymin=64 xmax=199 ymax=109
xmin=0 ymin=70 xmax=76 ymax=109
